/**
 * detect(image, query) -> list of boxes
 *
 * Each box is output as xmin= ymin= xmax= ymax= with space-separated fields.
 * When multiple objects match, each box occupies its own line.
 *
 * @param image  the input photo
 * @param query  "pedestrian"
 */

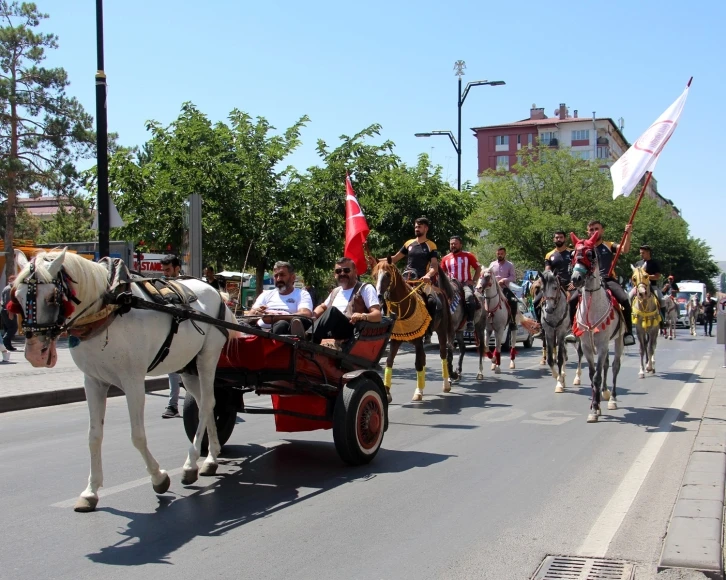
xmin=702 ymin=292 xmax=716 ymax=337
xmin=160 ymin=255 xmax=183 ymax=419
xmin=204 ymin=265 xmax=221 ymax=290
xmin=1 ymin=275 xmax=18 ymax=351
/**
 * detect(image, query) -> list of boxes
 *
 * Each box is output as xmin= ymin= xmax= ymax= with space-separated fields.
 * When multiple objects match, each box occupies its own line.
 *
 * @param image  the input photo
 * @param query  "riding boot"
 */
xmin=621 ymin=300 xmax=635 ymax=346
xmin=565 ymin=300 xmax=577 ymax=342
xmin=465 ymin=300 xmax=476 ymax=331
xmin=508 ymin=298 xmax=518 ymax=331
xmin=532 ymin=304 xmax=543 ymax=338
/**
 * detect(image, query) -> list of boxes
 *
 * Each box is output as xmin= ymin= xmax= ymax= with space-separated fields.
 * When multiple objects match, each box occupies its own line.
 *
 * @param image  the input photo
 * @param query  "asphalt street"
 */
xmin=0 ymin=334 xmax=719 ymax=580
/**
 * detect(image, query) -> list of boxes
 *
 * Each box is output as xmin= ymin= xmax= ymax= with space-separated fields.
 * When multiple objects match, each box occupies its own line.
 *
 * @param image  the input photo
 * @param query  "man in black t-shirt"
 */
xmin=385 ymin=216 xmax=441 ymax=321
xmin=702 ymin=292 xmax=716 ymax=337
xmin=634 ymin=244 xmax=664 ymax=327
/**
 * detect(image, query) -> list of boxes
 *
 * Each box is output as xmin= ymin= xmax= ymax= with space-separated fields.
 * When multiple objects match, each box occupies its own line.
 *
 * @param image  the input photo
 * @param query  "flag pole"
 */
xmin=608 ymin=170 xmax=653 ymax=278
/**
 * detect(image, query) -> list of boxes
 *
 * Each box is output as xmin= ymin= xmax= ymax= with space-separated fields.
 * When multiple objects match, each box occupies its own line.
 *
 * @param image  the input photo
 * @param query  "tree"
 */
xmin=0 ymin=1 xmax=94 ymax=277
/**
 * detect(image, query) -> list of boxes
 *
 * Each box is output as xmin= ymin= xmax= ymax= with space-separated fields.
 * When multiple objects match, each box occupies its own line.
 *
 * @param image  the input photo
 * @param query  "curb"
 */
xmin=0 ymin=377 xmax=171 ymax=414
xmin=658 ymin=353 xmax=725 ymax=579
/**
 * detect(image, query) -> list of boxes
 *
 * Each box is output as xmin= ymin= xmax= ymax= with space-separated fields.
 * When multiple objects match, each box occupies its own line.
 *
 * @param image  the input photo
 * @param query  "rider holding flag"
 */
xmin=585 ymin=220 xmax=636 ymax=346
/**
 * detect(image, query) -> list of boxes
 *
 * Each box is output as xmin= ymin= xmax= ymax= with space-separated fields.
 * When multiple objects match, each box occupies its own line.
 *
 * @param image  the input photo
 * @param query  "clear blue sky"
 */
xmin=43 ymin=0 xmax=724 ymax=259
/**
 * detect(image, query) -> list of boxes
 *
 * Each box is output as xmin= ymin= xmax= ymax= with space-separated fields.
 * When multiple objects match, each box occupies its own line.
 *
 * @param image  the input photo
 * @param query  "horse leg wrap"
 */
xmin=416 ymin=369 xmax=426 ymax=390
xmin=384 ymin=367 xmax=393 ymax=389
xmin=510 ymin=347 xmax=517 ymax=360
xmin=495 ymin=351 xmax=501 ymax=366
xmin=441 ymin=359 xmax=449 ymax=380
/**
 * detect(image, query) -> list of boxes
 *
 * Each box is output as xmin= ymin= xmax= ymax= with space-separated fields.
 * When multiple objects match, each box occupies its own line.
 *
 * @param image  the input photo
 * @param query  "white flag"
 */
xmin=611 ymin=78 xmax=691 ymax=199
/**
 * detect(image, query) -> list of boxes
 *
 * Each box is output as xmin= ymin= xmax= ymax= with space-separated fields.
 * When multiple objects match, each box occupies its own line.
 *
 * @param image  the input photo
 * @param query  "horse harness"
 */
xmin=15 ymin=257 xmax=229 ymax=373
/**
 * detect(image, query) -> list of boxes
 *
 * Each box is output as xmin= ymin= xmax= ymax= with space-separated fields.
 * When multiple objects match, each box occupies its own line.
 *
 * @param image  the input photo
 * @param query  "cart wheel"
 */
xmin=333 ymin=377 xmax=386 ymax=465
xmin=183 ymin=391 xmax=237 ymax=456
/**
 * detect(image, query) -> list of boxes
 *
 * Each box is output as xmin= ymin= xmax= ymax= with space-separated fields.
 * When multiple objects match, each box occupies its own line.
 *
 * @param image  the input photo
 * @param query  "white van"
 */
xmin=674 ymin=280 xmax=707 ymax=325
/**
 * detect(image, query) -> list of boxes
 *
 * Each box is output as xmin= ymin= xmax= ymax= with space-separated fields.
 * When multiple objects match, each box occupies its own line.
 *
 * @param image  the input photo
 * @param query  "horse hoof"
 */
xmin=386 ymin=390 xmax=393 ymax=403
xmin=638 ymin=372 xmax=645 ymax=379
xmin=587 ymin=414 xmax=598 ymax=423
xmin=181 ymin=469 xmax=199 ymax=485
xmin=451 ymin=376 xmax=460 ymax=384
xmin=153 ymin=472 xmax=171 ymax=494
xmin=509 ymin=362 xmax=515 ymax=370
xmin=596 ymin=408 xmax=602 ymax=416
xmin=608 ymin=401 xmax=618 ymax=411
xmin=73 ymin=496 xmax=98 ymax=513
xmin=411 ymin=389 xmax=423 ymax=402
xmin=555 ymin=384 xmax=564 ymax=393
xmin=491 ymin=364 xmax=496 ymax=371
xmin=601 ymin=389 xmax=611 ymax=401
xmin=200 ymin=462 xmax=218 ymax=477
xmin=494 ymin=367 xmax=501 ymax=374
xmin=540 ymin=360 xmax=546 ymax=366
xmin=476 ymin=373 xmax=484 ymax=380
xmin=443 ymin=383 xmax=451 ymax=393
xmin=573 ymin=378 xmax=581 ymax=386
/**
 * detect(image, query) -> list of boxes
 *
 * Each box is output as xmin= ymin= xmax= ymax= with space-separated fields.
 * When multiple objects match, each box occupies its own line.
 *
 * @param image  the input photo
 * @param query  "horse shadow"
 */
xmin=597 ymin=406 xmax=696 ymax=432
xmin=85 ymin=442 xmax=452 ymax=566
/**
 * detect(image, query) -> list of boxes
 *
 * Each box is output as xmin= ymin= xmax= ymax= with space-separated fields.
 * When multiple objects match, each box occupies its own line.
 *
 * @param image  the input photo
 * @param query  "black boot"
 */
xmin=621 ymin=301 xmax=635 ymax=346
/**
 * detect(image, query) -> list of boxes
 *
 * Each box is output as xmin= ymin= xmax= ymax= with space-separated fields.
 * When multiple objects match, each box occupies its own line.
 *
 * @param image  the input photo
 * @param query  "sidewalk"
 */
xmin=0 ymin=337 xmax=170 ymax=413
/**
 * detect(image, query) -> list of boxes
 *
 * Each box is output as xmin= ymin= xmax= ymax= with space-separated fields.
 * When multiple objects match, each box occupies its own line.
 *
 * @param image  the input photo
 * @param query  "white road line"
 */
xmin=51 ymin=440 xmax=287 ymax=508
xmin=577 ymin=355 xmax=710 ymax=557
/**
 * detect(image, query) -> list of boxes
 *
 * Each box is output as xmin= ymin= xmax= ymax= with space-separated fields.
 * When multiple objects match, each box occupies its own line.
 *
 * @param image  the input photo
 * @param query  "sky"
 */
xmin=38 ymin=0 xmax=725 ymax=260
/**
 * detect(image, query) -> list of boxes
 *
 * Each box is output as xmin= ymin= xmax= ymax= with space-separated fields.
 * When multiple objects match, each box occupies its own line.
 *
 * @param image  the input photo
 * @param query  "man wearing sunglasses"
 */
xmin=311 ymin=257 xmax=381 ymax=344
xmin=584 ymin=220 xmax=635 ymax=346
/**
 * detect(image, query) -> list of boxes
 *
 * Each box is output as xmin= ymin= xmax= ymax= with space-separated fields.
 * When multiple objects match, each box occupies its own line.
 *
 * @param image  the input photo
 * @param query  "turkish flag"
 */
xmin=344 ymin=175 xmax=370 ymax=273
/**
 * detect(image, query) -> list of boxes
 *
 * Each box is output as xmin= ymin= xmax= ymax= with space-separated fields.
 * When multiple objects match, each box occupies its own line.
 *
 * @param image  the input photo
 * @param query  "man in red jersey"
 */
xmin=440 ymin=235 xmax=482 ymax=331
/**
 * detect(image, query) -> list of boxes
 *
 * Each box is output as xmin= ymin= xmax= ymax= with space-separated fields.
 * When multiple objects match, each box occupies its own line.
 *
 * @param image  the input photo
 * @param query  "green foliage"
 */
xmin=470 ymin=146 xmax=719 ymax=283
xmin=0 ymin=1 xmax=94 ymax=275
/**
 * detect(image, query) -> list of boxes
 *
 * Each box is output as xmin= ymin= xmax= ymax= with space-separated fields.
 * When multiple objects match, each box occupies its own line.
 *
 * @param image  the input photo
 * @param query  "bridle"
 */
xmin=13 ymin=260 xmax=80 ymax=341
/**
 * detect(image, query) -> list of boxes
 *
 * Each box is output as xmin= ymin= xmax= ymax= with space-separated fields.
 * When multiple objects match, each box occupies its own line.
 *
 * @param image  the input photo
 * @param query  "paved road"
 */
xmin=0 ymin=335 xmax=720 ymax=580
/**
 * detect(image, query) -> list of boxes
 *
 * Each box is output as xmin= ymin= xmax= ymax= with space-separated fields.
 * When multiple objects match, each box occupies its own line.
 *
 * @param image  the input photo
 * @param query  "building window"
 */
xmin=496 ymin=155 xmax=509 ymax=170
xmin=539 ymin=131 xmax=558 ymax=145
xmin=496 ymin=135 xmax=509 ymax=146
xmin=596 ymin=146 xmax=609 ymax=159
xmin=528 ymin=134 xmax=533 ymax=145
xmin=571 ymin=130 xmax=590 ymax=141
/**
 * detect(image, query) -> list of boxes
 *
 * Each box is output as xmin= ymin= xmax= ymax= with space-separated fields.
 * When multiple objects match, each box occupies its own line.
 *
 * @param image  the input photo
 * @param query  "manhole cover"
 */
xmin=532 ymin=556 xmax=635 ymax=579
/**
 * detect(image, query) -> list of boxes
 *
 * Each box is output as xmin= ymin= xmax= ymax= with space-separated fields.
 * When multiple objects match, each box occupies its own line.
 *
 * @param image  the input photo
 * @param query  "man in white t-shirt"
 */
xmin=311 ymin=257 xmax=382 ymax=343
xmin=249 ymin=261 xmax=313 ymax=334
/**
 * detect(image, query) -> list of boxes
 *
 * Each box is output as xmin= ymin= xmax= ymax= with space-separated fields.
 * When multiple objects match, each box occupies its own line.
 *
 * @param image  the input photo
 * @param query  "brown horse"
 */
xmin=374 ymin=258 xmax=452 ymax=402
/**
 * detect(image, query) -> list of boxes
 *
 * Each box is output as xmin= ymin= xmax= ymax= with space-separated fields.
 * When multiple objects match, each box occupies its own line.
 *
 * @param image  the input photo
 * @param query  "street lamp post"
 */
xmin=417 ymin=62 xmax=505 ymax=191
xmin=95 ymin=0 xmax=110 ymax=259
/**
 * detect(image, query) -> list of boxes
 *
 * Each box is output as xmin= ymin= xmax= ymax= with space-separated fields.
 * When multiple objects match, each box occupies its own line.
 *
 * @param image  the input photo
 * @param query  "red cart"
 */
xmin=182 ymin=317 xmax=394 ymax=465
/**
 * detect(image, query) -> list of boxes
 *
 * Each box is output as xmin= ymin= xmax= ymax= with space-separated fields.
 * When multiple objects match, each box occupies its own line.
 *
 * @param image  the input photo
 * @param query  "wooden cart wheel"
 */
xmin=333 ymin=377 xmax=386 ymax=465
xmin=183 ymin=390 xmax=237 ymax=456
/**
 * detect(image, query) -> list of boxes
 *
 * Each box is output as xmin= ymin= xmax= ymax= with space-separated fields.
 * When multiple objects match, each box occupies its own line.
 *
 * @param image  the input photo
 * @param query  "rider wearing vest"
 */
xmin=533 ymin=230 xmax=576 ymax=340
xmin=586 ymin=220 xmax=635 ymax=346
xmin=440 ymin=235 xmax=482 ymax=331
xmin=311 ymin=256 xmax=381 ymax=343
xmin=633 ymin=244 xmax=664 ymax=327
xmin=386 ymin=216 xmax=441 ymax=322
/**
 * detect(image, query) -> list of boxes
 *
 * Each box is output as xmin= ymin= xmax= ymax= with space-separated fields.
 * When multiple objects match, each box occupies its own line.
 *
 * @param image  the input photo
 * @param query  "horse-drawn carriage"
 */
xmin=183 ymin=316 xmax=395 ymax=466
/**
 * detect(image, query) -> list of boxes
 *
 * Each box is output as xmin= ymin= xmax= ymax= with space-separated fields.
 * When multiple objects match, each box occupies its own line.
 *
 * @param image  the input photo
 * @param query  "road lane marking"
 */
xmin=577 ymin=355 xmax=709 ymax=557
xmin=669 ymin=359 xmax=698 ymax=371
xmin=51 ymin=440 xmax=287 ymax=508
xmin=471 ymin=408 xmax=527 ymax=422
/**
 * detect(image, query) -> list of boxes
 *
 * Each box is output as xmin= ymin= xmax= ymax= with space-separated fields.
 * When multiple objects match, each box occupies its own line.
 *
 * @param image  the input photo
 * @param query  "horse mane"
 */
xmin=436 ymin=265 xmax=456 ymax=300
xmin=15 ymin=250 xmax=109 ymax=308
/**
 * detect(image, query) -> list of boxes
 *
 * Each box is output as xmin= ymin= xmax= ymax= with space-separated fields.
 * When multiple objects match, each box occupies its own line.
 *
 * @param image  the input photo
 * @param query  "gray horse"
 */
xmin=539 ymin=271 xmax=570 ymax=393
xmin=446 ymin=277 xmax=482 ymax=382
xmin=570 ymin=232 xmax=625 ymax=423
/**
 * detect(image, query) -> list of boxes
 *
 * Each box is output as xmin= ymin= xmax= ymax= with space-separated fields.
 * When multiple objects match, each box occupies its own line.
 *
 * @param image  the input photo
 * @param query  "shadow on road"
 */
xmin=85 ymin=441 xmax=452 ymax=566
xmin=598 ymin=406 xmax=697 ymax=432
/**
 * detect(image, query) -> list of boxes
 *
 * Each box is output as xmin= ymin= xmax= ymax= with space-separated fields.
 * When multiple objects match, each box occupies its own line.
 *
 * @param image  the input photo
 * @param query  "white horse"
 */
xmin=663 ymin=295 xmax=678 ymax=340
xmin=570 ymin=232 xmax=625 ymax=423
xmin=686 ymin=294 xmax=699 ymax=336
xmin=11 ymin=249 xmax=238 ymax=512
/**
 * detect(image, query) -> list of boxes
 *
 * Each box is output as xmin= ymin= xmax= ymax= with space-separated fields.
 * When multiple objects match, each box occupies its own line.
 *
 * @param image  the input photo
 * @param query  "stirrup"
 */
xmin=623 ymin=333 xmax=635 ymax=346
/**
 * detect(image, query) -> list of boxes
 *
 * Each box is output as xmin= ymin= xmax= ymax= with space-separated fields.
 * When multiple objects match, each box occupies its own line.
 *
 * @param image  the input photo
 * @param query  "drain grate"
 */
xmin=532 ymin=556 xmax=635 ymax=580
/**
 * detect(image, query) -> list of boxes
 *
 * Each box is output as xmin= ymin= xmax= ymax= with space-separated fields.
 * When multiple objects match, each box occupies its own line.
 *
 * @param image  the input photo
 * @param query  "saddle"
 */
xmin=136 ymin=277 xmax=198 ymax=306
xmin=572 ymin=289 xmax=621 ymax=337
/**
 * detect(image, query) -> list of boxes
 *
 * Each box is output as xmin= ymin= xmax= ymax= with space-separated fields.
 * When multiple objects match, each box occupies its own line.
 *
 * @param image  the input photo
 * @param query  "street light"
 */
xmin=95 ymin=0 xmax=109 ymax=258
xmin=417 ymin=61 xmax=505 ymax=191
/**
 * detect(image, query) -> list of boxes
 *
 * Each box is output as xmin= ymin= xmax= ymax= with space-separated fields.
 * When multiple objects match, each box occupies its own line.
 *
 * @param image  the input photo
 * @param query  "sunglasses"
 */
xmin=334 ymin=267 xmax=352 ymax=275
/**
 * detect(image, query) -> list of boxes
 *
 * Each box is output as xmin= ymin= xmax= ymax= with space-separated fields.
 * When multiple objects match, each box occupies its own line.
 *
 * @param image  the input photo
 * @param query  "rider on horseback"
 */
xmin=440 ymin=235 xmax=482 ymax=332
xmin=477 ymin=246 xmax=519 ymax=331
xmin=586 ymin=220 xmax=636 ymax=346
xmin=385 ymin=217 xmax=441 ymax=322
xmin=633 ymin=244 xmax=664 ymax=327
xmin=533 ymin=230 xmax=576 ymax=341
